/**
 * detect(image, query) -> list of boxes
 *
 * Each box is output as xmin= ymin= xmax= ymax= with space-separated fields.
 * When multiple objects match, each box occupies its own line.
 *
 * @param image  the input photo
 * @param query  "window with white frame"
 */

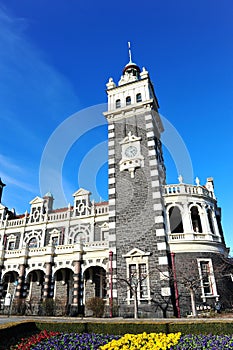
xmin=28 ymin=237 xmax=38 ymax=248
xmin=50 ymin=229 xmax=60 ymax=246
xmin=7 ymin=235 xmax=16 ymax=250
xmin=128 ymin=262 xmax=149 ymax=300
xmin=197 ymin=259 xmax=217 ymax=299
xmin=123 ymin=249 xmax=151 ymax=303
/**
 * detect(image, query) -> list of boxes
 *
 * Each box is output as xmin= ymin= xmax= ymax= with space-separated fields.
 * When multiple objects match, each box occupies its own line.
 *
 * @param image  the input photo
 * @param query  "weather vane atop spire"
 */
xmin=128 ymin=41 xmax=132 ymax=63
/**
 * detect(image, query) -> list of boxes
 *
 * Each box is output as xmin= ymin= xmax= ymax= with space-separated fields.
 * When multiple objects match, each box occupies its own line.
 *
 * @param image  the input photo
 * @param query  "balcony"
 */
xmin=168 ymin=232 xmax=222 ymax=243
xmin=163 ymin=184 xmax=213 ymax=198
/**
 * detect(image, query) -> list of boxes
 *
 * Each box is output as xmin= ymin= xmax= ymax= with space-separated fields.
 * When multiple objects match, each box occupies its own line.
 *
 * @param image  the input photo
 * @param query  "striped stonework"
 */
xmin=104 ymin=65 xmax=173 ymax=316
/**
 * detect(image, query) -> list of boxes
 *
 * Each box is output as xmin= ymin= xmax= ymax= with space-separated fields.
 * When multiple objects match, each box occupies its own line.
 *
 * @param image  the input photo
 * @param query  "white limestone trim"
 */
xmin=108 ymin=149 xmax=115 ymax=156
xmin=150 ymin=169 xmax=158 ymax=176
xmin=145 ymin=122 xmax=153 ymax=129
xmin=151 ymin=180 xmax=160 ymax=188
xmin=145 ymin=114 xmax=152 ymax=121
xmin=149 ymin=159 xmax=158 ymax=166
xmin=108 ymin=132 xmax=115 ymax=138
xmin=108 ymin=198 xmax=116 ymax=205
xmin=160 ymin=271 xmax=169 ymax=280
xmin=109 ymin=247 xmax=116 ymax=254
xmin=108 ymin=210 xmax=116 ymax=217
xmin=154 ymin=203 xmax=163 ymax=211
xmin=148 ymin=149 xmax=156 ymax=156
xmin=108 ymin=178 xmax=115 ymax=184
xmin=109 ymin=222 xmax=116 ymax=229
xmin=147 ymin=140 xmax=155 ymax=147
xmin=161 ymin=287 xmax=171 ymax=296
xmin=158 ymin=256 xmax=168 ymax=265
xmin=146 ymin=131 xmax=154 ymax=138
xmin=155 ymin=215 xmax=164 ymax=224
xmin=109 ymin=188 xmax=115 ymax=195
xmin=108 ymin=124 xmax=115 ymax=130
xmin=152 ymin=192 xmax=161 ymax=199
xmin=108 ymin=168 xmax=115 ymax=174
xmin=157 ymin=242 xmax=167 ymax=251
xmin=156 ymin=228 xmax=165 ymax=236
xmin=109 ymin=158 xmax=115 ymax=165
xmin=108 ymin=140 xmax=115 ymax=147
xmin=108 ymin=234 xmax=116 ymax=242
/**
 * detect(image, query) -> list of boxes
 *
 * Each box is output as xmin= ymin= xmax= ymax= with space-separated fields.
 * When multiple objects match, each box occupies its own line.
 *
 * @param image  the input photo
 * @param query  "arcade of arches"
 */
xmin=1 ymin=266 xmax=106 ymax=315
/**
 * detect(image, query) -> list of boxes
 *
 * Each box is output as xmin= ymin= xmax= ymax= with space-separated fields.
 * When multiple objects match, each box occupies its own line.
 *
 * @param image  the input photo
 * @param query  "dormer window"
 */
xmin=126 ymin=96 xmax=131 ymax=105
xmin=136 ymin=93 xmax=142 ymax=102
xmin=116 ymin=99 xmax=121 ymax=109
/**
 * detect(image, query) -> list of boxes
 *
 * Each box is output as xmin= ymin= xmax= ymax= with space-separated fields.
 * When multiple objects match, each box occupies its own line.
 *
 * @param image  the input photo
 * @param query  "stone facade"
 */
xmin=0 ymin=54 xmax=232 ymax=318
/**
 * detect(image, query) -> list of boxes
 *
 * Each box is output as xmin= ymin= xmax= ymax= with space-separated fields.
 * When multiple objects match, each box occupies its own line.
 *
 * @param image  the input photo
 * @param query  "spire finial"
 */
xmin=128 ymin=41 xmax=132 ymax=63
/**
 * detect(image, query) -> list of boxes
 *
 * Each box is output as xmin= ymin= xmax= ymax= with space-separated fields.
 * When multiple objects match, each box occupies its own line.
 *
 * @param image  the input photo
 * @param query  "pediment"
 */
xmin=29 ymin=196 xmax=44 ymax=205
xmin=73 ymin=188 xmax=91 ymax=197
xmin=123 ymin=247 xmax=151 ymax=258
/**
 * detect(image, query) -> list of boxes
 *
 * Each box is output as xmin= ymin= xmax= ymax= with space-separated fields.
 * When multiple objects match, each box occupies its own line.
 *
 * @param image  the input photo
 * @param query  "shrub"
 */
xmin=85 ymin=297 xmax=106 ymax=317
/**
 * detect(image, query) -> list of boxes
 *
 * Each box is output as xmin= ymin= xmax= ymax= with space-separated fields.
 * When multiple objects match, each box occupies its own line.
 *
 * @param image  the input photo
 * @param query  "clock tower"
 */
xmin=103 ymin=46 xmax=173 ymax=317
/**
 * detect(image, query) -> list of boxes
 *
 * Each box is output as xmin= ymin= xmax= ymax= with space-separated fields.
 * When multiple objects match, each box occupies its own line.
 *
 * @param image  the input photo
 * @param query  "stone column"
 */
xmin=43 ymin=262 xmax=52 ymax=300
xmin=72 ymin=260 xmax=81 ymax=310
xmin=15 ymin=264 xmax=26 ymax=298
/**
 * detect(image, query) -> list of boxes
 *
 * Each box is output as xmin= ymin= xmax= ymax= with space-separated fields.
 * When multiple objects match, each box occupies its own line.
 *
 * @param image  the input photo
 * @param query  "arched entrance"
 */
xmin=2 ymin=271 xmax=18 ymax=298
xmin=83 ymin=266 xmax=106 ymax=303
xmin=54 ymin=268 xmax=73 ymax=315
xmin=26 ymin=270 xmax=44 ymax=302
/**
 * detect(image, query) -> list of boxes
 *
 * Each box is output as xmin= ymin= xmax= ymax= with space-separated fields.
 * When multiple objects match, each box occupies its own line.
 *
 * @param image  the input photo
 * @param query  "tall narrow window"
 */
xmin=197 ymin=258 xmax=218 ymax=301
xmin=129 ymin=264 xmax=137 ymax=298
xmin=191 ymin=206 xmax=202 ymax=233
xmin=126 ymin=96 xmax=131 ymax=105
xmin=207 ymin=209 xmax=215 ymax=234
xmin=200 ymin=261 xmax=211 ymax=294
xmin=169 ymin=206 xmax=184 ymax=233
xmin=116 ymin=99 xmax=121 ymax=108
xmin=28 ymin=237 xmax=38 ymax=248
xmin=139 ymin=263 xmax=148 ymax=297
xmin=136 ymin=93 xmax=142 ymax=102
xmin=8 ymin=241 xmax=15 ymax=250
xmin=129 ymin=263 xmax=148 ymax=299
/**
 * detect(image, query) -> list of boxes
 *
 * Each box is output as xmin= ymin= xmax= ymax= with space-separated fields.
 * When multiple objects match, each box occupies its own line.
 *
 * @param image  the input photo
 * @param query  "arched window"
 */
xmin=28 ymin=237 xmax=38 ymax=248
xmin=116 ymin=99 xmax=121 ymax=108
xmin=191 ymin=206 xmax=202 ymax=233
xmin=136 ymin=93 xmax=142 ymax=102
xmin=169 ymin=206 xmax=184 ymax=233
xmin=126 ymin=96 xmax=131 ymax=105
xmin=207 ymin=209 xmax=215 ymax=234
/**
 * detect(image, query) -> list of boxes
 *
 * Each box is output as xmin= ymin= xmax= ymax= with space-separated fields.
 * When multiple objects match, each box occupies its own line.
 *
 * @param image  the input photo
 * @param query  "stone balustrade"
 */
xmin=163 ymin=184 xmax=212 ymax=198
xmin=168 ymin=232 xmax=222 ymax=243
xmin=95 ymin=204 xmax=109 ymax=215
xmin=3 ymin=240 xmax=108 ymax=259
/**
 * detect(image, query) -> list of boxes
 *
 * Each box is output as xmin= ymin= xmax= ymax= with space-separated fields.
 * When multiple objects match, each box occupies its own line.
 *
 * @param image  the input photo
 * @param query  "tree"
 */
xmin=115 ymin=270 xmax=148 ymax=319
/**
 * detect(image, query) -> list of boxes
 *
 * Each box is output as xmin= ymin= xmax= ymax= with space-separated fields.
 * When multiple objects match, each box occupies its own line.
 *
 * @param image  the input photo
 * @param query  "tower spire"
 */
xmin=128 ymin=41 xmax=132 ymax=63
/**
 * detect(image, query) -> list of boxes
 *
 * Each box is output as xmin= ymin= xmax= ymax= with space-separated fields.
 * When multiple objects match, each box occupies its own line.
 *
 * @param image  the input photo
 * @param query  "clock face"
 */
xmin=125 ymin=145 xmax=138 ymax=158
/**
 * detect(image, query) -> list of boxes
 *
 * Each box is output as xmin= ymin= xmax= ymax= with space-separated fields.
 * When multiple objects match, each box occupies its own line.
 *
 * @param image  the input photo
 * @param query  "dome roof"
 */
xmin=44 ymin=191 xmax=53 ymax=198
xmin=123 ymin=61 xmax=141 ymax=75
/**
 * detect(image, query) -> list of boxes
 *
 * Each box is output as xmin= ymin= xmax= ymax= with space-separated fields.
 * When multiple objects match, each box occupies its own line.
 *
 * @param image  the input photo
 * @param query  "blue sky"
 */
xmin=0 ymin=1 xmax=233 ymax=250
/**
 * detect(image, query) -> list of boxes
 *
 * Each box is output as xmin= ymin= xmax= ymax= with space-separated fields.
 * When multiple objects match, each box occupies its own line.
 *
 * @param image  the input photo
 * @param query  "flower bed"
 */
xmin=10 ymin=331 xmax=233 ymax=349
